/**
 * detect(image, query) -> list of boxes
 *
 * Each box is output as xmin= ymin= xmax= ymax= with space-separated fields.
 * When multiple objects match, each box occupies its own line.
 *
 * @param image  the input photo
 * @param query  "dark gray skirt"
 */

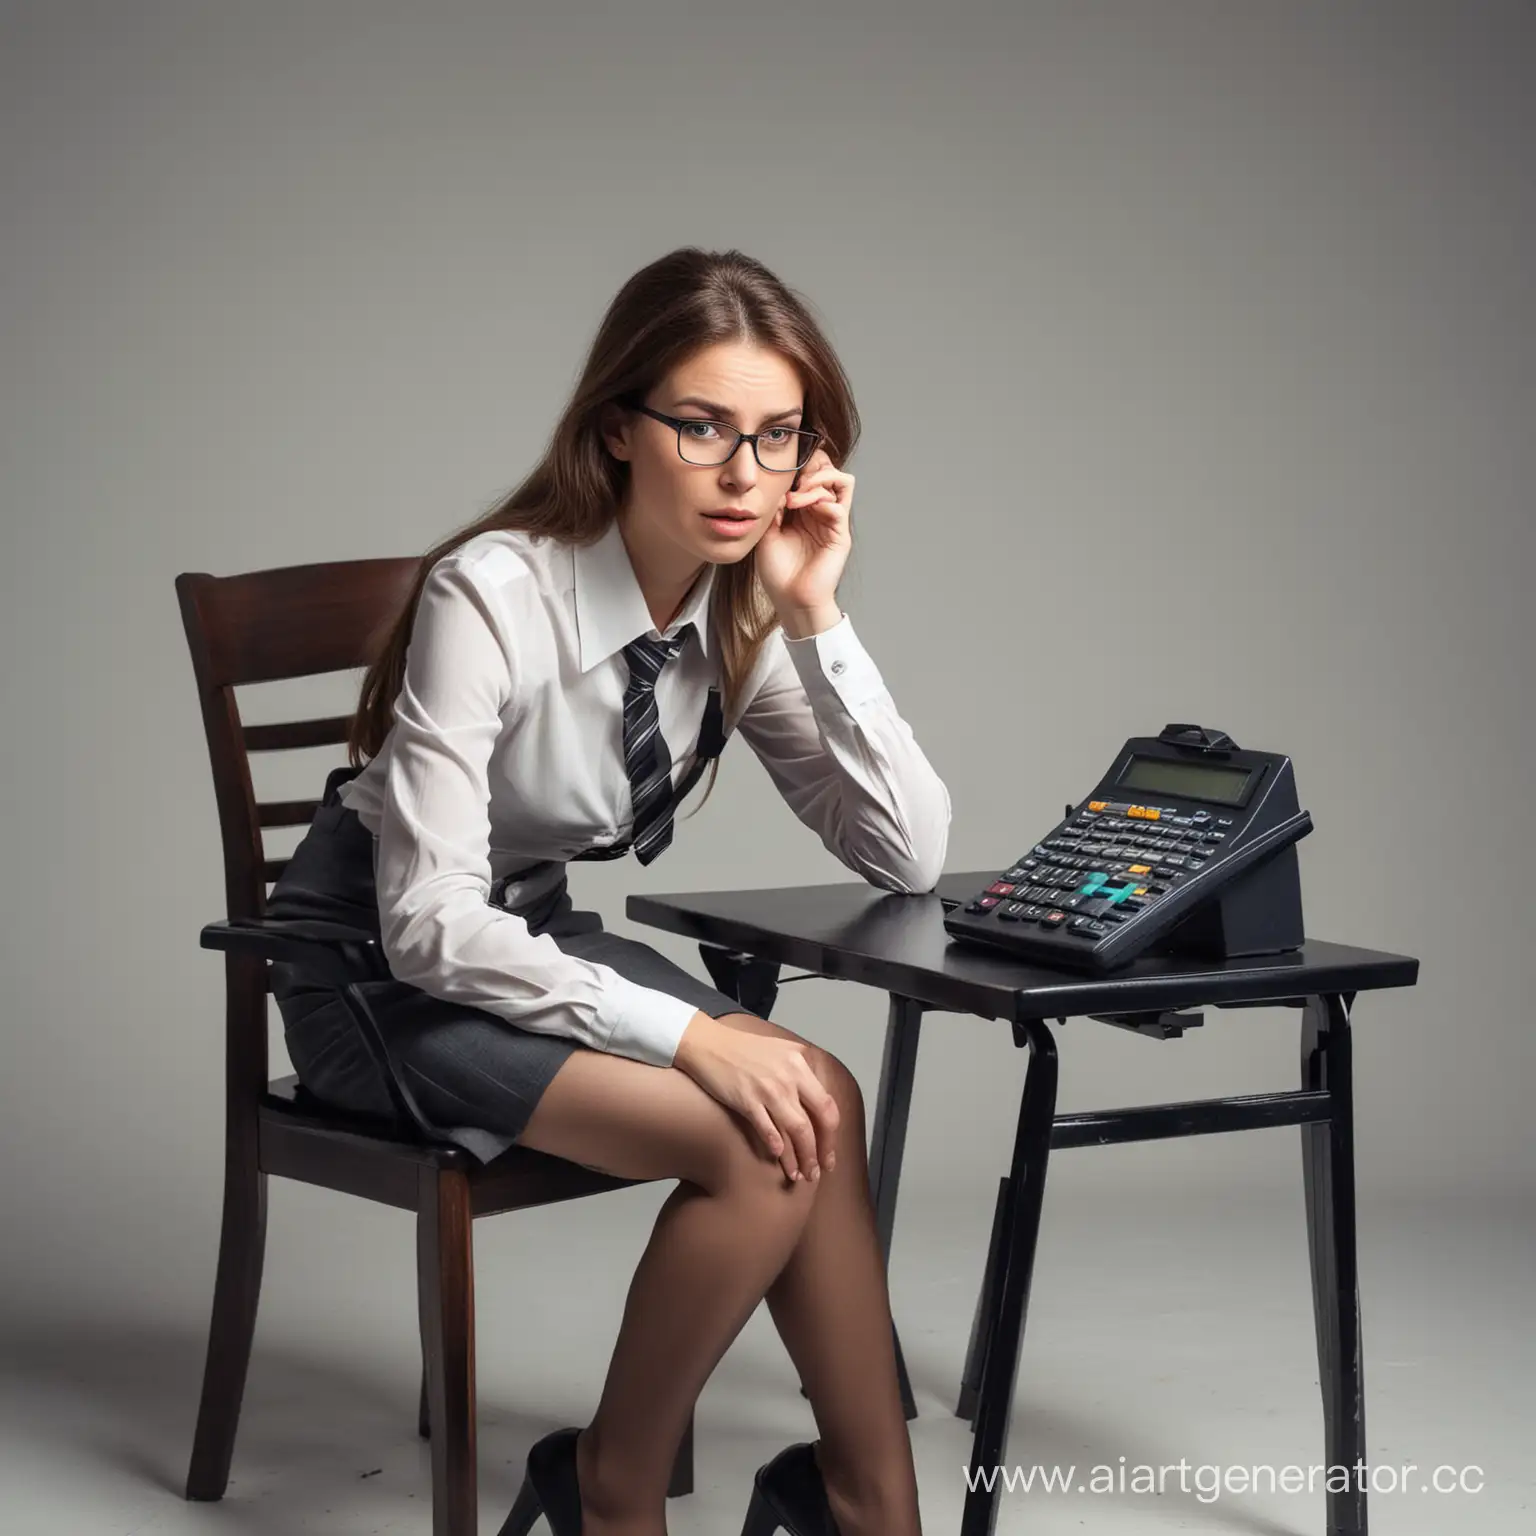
xmin=267 ymin=775 xmax=758 ymax=1164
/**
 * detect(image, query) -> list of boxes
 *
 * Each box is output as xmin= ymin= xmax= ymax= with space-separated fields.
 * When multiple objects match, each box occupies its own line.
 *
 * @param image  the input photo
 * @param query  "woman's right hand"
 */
xmin=673 ymin=1012 xmax=840 ymax=1184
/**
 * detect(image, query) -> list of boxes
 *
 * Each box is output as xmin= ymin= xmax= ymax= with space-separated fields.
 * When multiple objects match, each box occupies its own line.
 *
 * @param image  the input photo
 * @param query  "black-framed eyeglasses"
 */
xmin=628 ymin=402 xmax=822 ymax=473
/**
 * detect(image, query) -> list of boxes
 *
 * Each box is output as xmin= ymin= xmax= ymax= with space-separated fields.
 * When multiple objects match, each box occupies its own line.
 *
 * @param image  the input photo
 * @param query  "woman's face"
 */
xmin=605 ymin=340 xmax=807 ymax=568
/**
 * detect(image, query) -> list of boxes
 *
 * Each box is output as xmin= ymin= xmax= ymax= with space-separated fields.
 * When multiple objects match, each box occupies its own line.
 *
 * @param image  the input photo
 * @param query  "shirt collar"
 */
xmin=572 ymin=515 xmax=717 ymax=674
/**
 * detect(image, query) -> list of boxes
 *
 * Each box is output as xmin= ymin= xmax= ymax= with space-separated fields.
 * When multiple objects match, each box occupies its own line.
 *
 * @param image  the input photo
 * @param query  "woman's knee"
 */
xmin=802 ymin=1042 xmax=866 ymax=1148
xmin=707 ymin=1012 xmax=867 ymax=1156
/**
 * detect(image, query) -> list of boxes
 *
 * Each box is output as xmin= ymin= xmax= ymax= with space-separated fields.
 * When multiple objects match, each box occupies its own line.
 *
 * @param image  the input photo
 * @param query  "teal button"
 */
xmin=1104 ymin=882 xmax=1138 ymax=905
xmin=1080 ymin=872 xmax=1107 ymax=895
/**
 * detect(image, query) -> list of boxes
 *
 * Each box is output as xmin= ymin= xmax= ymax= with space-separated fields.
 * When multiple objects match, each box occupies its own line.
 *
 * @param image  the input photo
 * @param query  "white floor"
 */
xmin=2 ymin=1184 xmax=1529 ymax=1534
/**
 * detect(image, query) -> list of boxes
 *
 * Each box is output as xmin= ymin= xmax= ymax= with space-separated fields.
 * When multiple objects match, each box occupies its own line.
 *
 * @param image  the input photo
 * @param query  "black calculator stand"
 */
xmin=1151 ymin=839 xmax=1307 ymax=963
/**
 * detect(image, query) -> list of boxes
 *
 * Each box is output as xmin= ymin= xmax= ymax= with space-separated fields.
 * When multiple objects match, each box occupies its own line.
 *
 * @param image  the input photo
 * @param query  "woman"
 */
xmin=267 ymin=247 xmax=949 ymax=1536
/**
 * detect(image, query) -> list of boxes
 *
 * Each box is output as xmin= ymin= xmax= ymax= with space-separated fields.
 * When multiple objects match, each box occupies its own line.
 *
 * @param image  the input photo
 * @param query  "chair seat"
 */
xmin=260 ymin=1074 xmax=644 ymax=1210
xmin=263 ymin=1071 xmax=451 ymax=1146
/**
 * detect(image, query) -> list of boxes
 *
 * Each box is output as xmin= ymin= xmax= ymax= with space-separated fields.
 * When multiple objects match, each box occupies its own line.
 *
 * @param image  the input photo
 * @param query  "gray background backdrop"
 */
xmin=2 ymin=1 xmax=1531 ymax=1531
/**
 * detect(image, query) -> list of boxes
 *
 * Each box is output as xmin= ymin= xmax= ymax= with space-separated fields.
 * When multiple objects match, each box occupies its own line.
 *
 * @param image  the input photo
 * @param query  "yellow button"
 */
xmin=1144 ymin=809 xmax=1161 ymax=820
xmin=1134 ymin=886 xmax=1148 ymax=896
xmin=1128 ymin=806 xmax=1144 ymax=819
xmin=1129 ymin=864 xmax=1152 ymax=875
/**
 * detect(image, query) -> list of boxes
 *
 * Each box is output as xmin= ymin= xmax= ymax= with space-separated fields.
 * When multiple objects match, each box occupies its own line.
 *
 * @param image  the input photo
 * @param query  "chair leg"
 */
xmin=667 ymin=1408 xmax=695 ymax=1498
xmin=418 ymin=1165 xmax=477 ymax=1536
xmin=185 ymin=1157 xmax=268 ymax=1499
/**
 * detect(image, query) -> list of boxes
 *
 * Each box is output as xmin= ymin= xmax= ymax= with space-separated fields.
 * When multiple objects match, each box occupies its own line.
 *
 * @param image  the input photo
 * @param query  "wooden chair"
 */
xmin=176 ymin=555 xmax=694 ymax=1536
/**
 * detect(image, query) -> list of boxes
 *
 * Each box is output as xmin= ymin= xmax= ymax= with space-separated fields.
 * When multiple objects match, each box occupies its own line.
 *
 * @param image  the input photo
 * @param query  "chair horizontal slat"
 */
xmin=259 ymin=799 xmax=322 ymax=828
xmin=264 ymin=858 xmax=289 ymax=884
xmin=244 ymin=715 xmax=353 ymax=752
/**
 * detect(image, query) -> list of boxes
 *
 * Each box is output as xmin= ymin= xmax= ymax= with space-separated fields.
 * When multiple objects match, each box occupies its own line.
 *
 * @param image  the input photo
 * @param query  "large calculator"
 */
xmin=942 ymin=724 xmax=1314 ymax=972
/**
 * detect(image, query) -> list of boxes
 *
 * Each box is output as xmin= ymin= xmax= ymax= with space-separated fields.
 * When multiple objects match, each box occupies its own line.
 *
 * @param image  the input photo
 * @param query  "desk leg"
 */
xmin=869 ymin=996 xmax=925 ymax=1422
xmin=1301 ymin=993 xmax=1369 ymax=1536
xmin=956 ymin=1176 xmax=1009 ymax=1424
xmin=962 ymin=1017 xmax=1059 ymax=1536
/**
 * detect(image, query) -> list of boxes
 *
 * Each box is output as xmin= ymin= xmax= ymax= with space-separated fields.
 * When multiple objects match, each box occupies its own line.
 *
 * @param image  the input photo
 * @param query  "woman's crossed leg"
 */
xmin=516 ymin=1009 xmax=920 ymax=1536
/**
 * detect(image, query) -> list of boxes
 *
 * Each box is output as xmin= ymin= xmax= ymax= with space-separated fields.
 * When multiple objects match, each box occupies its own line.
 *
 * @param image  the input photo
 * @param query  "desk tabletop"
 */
xmin=628 ymin=870 xmax=1420 ymax=1022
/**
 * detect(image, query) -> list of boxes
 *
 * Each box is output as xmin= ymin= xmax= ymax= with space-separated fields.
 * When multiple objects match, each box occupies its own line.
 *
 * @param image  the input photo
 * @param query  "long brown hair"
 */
xmin=348 ymin=246 xmax=861 ymax=822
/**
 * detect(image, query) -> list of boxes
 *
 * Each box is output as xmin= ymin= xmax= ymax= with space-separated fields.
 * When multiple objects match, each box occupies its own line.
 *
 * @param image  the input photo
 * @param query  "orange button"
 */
xmin=1128 ymin=806 xmax=1144 ymax=819
xmin=1088 ymin=800 xmax=1107 ymax=813
xmin=1144 ymin=809 xmax=1161 ymax=820
xmin=1128 ymin=864 xmax=1152 ymax=875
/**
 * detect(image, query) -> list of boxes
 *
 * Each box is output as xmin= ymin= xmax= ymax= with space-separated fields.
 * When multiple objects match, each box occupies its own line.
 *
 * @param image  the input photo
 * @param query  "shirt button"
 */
xmin=830 ymin=660 xmax=845 ymax=675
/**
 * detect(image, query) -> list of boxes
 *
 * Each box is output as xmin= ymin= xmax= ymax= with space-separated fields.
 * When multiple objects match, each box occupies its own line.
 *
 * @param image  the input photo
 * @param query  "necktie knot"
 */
xmin=622 ymin=631 xmax=688 ymax=687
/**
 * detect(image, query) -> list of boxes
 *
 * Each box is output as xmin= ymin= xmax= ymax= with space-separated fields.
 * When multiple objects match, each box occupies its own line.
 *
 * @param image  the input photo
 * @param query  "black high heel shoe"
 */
xmin=741 ymin=1441 xmax=842 ymax=1536
xmin=498 ymin=1425 xmax=585 ymax=1536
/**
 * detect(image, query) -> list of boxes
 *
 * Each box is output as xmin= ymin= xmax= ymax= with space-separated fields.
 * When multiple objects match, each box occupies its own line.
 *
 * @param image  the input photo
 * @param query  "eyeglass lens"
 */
xmin=677 ymin=420 xmax=816 ymax=470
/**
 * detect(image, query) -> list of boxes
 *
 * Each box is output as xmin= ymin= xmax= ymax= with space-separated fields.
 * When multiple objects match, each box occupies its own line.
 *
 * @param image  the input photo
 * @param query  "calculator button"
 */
xmin=1162 ymin=855 xmax=1188 ymax=869
xmin=998 ymin=901 xmax=1028 ymax=921
xmin=1040 ymin=909 xmax=1069 ymax=928
xmin=1021 ymin=904 xmax=1047 ymax=921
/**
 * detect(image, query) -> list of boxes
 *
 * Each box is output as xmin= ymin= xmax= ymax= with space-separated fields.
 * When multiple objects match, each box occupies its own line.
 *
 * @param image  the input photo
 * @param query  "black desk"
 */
xmin=629 ymin=869 xmax=1420 ymax=1536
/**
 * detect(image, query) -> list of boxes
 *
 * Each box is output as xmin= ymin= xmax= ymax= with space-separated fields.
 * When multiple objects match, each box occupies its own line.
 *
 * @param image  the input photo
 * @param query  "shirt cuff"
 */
xmin=595 ymin=972 xmax=702 ymax=1067
xmin=782 ymin=611 xmax=887 ymax=713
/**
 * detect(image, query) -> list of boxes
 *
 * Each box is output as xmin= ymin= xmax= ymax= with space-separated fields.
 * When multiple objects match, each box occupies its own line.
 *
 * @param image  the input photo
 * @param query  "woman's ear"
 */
xmin=598 ymin=401 xmax=632 ymax=461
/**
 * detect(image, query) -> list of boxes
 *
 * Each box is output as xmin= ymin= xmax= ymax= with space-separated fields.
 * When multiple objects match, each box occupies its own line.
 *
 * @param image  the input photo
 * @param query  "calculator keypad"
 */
xmin=961 ymin=801 xmax=1237 ymax=946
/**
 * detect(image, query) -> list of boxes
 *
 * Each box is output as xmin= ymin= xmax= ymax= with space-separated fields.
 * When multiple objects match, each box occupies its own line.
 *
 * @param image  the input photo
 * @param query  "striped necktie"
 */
xmin=621 ymin=630 xmax=690 ymax=865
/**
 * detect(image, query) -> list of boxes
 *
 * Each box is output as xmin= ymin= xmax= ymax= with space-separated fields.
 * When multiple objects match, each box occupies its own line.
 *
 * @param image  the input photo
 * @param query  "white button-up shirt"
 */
xmin=338 ymin=517 xmax=951 ymax=1067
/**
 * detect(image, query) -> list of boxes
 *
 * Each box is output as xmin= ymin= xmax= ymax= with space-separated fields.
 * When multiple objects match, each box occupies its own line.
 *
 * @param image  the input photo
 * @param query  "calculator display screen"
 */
xmin=1115 ymin=754 xmax=1254 ymax=807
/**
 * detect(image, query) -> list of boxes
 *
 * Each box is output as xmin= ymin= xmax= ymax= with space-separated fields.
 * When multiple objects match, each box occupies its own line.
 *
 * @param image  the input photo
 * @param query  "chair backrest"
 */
xmin=177 ymin=556 xmax=422 ymax=924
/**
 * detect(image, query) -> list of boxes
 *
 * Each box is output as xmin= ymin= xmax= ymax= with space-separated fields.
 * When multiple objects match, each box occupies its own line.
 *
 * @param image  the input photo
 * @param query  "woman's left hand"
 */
xmin=753 ymin=447 xmax=854 ymax=614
